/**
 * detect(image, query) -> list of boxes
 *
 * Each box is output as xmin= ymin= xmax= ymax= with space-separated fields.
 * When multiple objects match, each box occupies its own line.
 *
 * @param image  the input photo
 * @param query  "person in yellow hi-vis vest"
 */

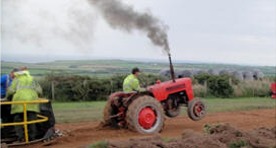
xmin=123 ymin=67 xmax=146 ymax=92
xmin=7 ymin=70 xmax=42 ymax=142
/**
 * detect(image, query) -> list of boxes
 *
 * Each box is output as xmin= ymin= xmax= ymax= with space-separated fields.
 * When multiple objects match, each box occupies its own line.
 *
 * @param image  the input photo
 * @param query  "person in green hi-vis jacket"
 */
xmin=123 ymin=67 xmax=146 ymax=93
xmin=7 ymin=70 xmax=42 ymax=142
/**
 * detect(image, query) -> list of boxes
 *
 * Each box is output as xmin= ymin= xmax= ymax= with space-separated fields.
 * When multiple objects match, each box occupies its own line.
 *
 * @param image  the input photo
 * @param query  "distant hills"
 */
xmin=1 ymin=59 xmax=275 ymax=77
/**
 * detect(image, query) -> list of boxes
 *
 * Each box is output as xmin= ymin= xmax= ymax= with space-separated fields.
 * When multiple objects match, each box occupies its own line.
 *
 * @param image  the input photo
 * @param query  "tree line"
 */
xmin=38 ymin=73 xmax=273 ymax=101
xmin=38 ymin=73 xmax=167 ymax=101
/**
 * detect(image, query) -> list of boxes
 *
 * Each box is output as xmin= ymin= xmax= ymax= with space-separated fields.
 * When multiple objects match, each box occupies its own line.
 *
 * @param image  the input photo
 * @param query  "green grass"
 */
xmin=202 ymin=97 xmax=276 ymax=113
xmin=52 ymin=97 xmax=275 ymax=124
xmin=52 ymin=101 xmax=105 ymax=123
xmin=89 ymin=141 xmax=108 ymax=148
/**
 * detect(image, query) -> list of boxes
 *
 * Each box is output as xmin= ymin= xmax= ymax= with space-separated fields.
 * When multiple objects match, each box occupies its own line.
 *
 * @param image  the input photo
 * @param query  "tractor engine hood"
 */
xmin=147 ymin=78 xmax=194 ymax=102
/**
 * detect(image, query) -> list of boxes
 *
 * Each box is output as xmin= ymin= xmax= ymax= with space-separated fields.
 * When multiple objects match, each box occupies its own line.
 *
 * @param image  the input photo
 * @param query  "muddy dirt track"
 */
xmin=18 ymin=109 xmax=276 ymax=148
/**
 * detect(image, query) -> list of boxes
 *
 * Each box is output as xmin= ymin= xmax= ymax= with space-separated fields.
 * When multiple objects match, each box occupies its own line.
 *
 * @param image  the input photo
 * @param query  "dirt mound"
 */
xmin=109 ymin=135 xmax=165 ymax=148
xmin=18 ymin=109 xmax=274 ymax=148
xmin=108 ymin=124 xmax=276 ymax=148
xmin=207 ymin=124 xmax=276 ymax=148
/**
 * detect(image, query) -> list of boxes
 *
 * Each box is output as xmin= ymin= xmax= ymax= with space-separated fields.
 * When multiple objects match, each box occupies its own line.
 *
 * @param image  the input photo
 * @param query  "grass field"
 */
xmin=52 ymin=97 xmax=276 ymax=123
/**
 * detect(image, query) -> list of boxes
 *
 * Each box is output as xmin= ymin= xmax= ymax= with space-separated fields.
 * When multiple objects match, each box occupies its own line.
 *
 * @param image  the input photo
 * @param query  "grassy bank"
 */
xmin=52 ymin=97 xmax=276 ymax=123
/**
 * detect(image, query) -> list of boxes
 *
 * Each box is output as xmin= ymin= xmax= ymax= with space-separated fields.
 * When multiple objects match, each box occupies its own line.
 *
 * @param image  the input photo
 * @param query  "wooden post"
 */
xmin=204 ymin=81 xmax=207 ymax=97
xmin=51 ymin=81 xmax=55 ymax=101
xmin=110 ymin=80 xmax=113 ymax=94
xmin=253 ymin=83 xmax=255 ymax=97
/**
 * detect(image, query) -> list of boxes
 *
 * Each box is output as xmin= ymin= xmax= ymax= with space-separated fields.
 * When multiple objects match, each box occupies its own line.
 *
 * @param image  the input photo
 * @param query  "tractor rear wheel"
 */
xmin=187 ymin=98 xmax=206 ymax=121
xmin=126 ymin=95 xmax=164 ymax=134
xmin=103 ymin=99 xmax=117 ymax=127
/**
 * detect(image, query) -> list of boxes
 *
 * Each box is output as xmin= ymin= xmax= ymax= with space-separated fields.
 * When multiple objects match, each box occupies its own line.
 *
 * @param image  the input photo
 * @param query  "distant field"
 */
xmin=1 ymin=60 xmax=275 ymax=77
xmin=52 ymin=97 xmax=276 ymax=123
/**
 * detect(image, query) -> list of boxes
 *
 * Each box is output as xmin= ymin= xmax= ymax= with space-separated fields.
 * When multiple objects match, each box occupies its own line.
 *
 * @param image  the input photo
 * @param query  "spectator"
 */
xmin=7 ymin=70 xmax=42 ymax=142
xmin=1 ymin=68 xmax=18 ymax=99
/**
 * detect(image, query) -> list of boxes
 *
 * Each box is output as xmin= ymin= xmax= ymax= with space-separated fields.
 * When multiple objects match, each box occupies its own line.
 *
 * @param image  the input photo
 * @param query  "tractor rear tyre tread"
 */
xmin=126 ymin=95 xmax=165 ymax=134
xmin=103 ymin=99 xmax=117 ymax=127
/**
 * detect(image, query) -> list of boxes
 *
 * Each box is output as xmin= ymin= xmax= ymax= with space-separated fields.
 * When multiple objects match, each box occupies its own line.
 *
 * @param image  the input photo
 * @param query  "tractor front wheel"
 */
xmin=126 ymin=95 xmax=164 ymax=134
xmin=187 ymin=98 xmax=206 ymax=121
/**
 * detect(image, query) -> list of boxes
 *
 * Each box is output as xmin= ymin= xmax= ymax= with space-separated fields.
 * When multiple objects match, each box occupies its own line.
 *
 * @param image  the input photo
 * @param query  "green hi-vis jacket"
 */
xmin=123 ymin=74 xmax=143 ymax=92
xmin=7 ymin=71 xmax=42 ymax=114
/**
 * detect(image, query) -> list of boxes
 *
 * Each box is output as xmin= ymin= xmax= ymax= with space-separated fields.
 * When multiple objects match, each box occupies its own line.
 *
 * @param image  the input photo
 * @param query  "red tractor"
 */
xmin=103 ymin=54 xmax=206 ymax=134
xmin=270 ymin=82 xmax=276 ymax=99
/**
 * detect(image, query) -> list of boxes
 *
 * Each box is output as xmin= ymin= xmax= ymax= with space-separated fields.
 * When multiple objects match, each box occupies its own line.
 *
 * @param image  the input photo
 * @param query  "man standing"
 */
xmin=7 ymin=70 xmax=42 ymax=142
xmin=123 ymin=67 xmax=145 ymax=92
xmin=1 ymin=69 xmax=18 ymax=137
xmin=1 ymin=69 xmax=18 ymax=99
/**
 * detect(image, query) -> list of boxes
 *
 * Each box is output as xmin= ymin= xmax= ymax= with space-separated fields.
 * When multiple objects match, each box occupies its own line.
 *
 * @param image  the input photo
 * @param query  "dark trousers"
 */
xmin=13 ymin=111 xmax=37 ymax=141
xmin=1 ymin=104 xmax=14 ymax=138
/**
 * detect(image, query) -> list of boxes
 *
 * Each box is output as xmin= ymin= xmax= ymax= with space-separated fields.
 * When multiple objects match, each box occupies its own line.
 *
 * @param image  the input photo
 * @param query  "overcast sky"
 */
xmin=1 ymin=0 xmax=276 ymax=66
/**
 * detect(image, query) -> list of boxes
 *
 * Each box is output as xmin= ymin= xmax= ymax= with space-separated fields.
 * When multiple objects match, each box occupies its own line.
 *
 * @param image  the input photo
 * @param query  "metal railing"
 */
xmin=0 ymin=99 xmax=49 ymax=143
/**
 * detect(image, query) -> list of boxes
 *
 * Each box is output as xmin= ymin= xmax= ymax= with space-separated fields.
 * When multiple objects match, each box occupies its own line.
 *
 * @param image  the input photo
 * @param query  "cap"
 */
xmin=132 ymin=67 xmax=140 ymax=74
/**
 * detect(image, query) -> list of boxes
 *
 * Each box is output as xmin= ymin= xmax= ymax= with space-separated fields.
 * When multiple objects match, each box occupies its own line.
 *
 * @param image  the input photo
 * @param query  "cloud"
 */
xmin=237 ymin=35 xmax=275 ymax=46
xmin=2 ymin=0 xmax=97 ymax=52
xmin=1 ymin=0 xmax=275 ymax=66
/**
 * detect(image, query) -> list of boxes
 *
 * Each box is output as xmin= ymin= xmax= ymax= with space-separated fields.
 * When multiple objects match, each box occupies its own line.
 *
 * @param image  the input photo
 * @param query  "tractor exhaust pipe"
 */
xmin=168 ymin=53 xmax=176 ymax=82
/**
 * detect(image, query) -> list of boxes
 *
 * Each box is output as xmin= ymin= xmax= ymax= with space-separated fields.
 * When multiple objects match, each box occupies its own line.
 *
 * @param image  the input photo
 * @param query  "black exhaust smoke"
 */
xmin=168 ymin=53 xmax=176 ymax=82
xmin=89 ymin=0 xmax=175 ymax=81
xmin=89 ymin=0 xmax=170 ymax=54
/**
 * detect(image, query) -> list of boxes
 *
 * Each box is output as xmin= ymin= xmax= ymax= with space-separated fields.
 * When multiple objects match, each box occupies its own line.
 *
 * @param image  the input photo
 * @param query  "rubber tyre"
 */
xmin=165 ymin=106 xmax=181 ymax=118
xmin=187 ymin=98 xmax=206 ymax=121
xmin=126 ymin=95 xmax=164 ymax=134
xmin=103 ymin=99 xmax=117 ymax=127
